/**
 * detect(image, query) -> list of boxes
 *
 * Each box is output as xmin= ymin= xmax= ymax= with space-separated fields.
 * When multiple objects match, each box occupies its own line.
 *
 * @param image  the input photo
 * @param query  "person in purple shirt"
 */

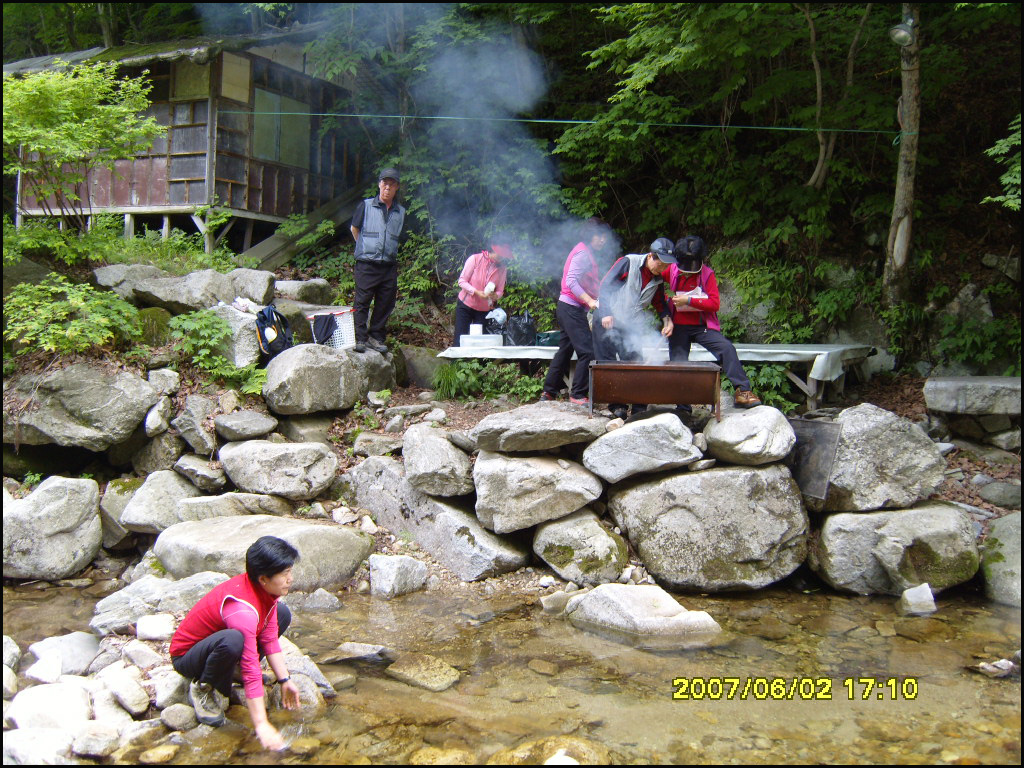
xmin=541 ymin=218 xmax=609 ymax=405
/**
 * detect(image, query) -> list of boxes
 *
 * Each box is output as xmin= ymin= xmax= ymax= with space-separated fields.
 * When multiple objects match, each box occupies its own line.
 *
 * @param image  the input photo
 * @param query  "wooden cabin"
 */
xmin=7 ymin=26 xmax=367 ymax=255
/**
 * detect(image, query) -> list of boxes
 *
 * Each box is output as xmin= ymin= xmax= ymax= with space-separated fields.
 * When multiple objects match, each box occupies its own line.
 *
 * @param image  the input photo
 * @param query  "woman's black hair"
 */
xmin=581 ymin=216 xmax=608 ymax=242
xmin=245 ymin=536 xmax=299 ymax=582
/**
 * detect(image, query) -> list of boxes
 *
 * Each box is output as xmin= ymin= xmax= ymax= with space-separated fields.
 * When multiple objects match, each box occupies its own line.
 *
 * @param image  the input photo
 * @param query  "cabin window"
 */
xmin=221 ymin=53 xmax=251 ymax=104
xmin=253 ymin=88 xmax=310 ymax=169
xmin=172 ymin=61 xmax=210 ymax=101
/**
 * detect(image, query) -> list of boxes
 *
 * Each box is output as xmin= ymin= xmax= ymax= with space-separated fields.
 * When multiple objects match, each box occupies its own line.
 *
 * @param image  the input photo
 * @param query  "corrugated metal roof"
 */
xmin=3 ymin=24 xmax=325 ymax=75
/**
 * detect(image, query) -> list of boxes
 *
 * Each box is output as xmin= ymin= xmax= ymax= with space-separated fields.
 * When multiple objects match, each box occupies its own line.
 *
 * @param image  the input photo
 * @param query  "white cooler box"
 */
xmin=459 ymin=334 xmax=504 ymax=348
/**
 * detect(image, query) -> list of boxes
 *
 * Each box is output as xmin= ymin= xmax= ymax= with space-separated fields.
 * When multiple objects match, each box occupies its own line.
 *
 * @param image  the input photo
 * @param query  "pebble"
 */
xmin=359 ymin=516 xmax=379 ymax=534
xmin=528 ymin=659 xmax=559 ymax=676
xmin=290 ymin=736 xmax=321 ymax=756
xmin=138 ymin=744 xmax=180 ymax=764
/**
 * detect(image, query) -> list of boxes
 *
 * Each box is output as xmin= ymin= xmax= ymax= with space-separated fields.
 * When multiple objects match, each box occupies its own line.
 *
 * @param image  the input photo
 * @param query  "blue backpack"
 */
xmin=255 ymin=304 xmax=293 ymax=362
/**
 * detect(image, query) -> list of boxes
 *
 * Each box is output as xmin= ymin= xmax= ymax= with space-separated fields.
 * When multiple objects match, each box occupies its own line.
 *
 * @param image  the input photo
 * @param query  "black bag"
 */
xmin=505 ymin=311 xmax=537 ymax=346
xmin=255 ymin=304 xmax=294 ymax=361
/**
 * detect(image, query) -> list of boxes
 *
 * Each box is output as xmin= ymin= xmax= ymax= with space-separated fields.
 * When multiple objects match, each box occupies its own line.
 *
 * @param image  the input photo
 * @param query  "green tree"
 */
xmin=3 ymin=61 xmax=166 ymax=229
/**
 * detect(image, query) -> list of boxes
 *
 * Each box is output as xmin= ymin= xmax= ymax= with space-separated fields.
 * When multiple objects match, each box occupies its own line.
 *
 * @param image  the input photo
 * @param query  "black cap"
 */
xmin=650 ymin=237 xmax=677 ymax=263
xmin=379 ymin=168 xmax=400 ymax=182
xmin=673 ymin=235 xmax=706 ymax=274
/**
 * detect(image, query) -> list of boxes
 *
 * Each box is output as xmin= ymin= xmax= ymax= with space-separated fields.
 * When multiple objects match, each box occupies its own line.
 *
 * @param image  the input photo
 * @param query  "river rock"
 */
xmin=369 ymin=554 xmax=428 ymax=599
xmin=176 ymin=492 xmax=292 ymax=522
xmin=171 ymin=394 xmax=218 ymax=456
xmin=703 ymin=406 xmax=796 ymax=465
xmin=809 ymin=502 xmax=980 ymax=595
xmin=924 ymin=376 xmax=1022 ymax=416
xmin=3 ymin=727 xmax=77 ymax=764
xmin=582 ymin=413 xmax=703 ymax=483
xmin=209 ymin=304 xmax=260 ymax=368
xmin=353 ymin=432 xmax=404 ymax=457
xmin=474 ymin=451 xmax=603 ymax=534
xmin=275 ymin=278 xmax=333 ymax=304
xmin=213 ymin=411 xmax=279 ymax=441
xmin=262 ymin=343 xmax=394 ymax=415
xmin=468 ymin=402 xmax=609 ymax=452
xmin=160 ymin=702 xmax=198 ymax=731
xmin=136 ymin=614 xmax=177 ymax=641
xmin=533 ymin=509 xmax=629 ymax=585
xmin=8 ymin=682 xmax=92 ymax=729
xmin=898 ymin=583 xmax=937 ymax=615
xmin=286 ymin=588 xmax=342 ymax=613
xmin=28 ymin=632 xmax=100 ymax=678
xmin=218 ymin=440 xmax=338 ymax=500
xmin=171 ymin=454 xmax=226 ymax=493
xmin=267 ymin=671 xmax=325 ymax=714
xmin=91 ymin=684 xmax=136 ymax=728
xmin=823 ymin=403 xmax=946 ymax=512
xmin=403 ymin=423 xmax=474 ymax=496
xmin=72 ymin=722 xmax=121 ymax=758
xmin=133 ymin=269 xmax=238 ymax=313
xmin=486 ymin=735 xmax=611 ymax=766
xmin=385 ymin=653 xmax=460 ymax=692
xmin=3 ymin=664 xmax=17 ymax=699
xmin=2 ymin=364 xmax=159 ymax=450
xmin=3 ymin=476 xmax=102 ymax=580
xmin=91 ymin=572 xmax=230 ymax=635
xmin=978 ymin=481 xmax=1022 ymax=510
xmin=982 ymin=511 xmax=1021 ymax=607
xmin=122 ymin=638 xmax=164 ymax=670
xmin=3 ymin=636 xmax=20 ymax=670
xmin=144 ymin=396 xmax=173 ymax=437
xmin=344 ymin=457 xmax=530 ymax=580
xmin=132 ymin=431 xmax=188 ymax=475
xmin=608 ymin=464 xmax=807 ymax=591
xmin=564 ymin=584 xmax=722 ymax=650
xmin=96 ymin=660 xmax=150 ymax=715
xmin=147 ymin=368 xmax=180 ymax=395
xmin=153 ymin=515 xmax=372 ymax=591
xmin=148 ymin=665 xmax=188 ymax=709
xmin=119 ymin=470 xmax=204 ymax=533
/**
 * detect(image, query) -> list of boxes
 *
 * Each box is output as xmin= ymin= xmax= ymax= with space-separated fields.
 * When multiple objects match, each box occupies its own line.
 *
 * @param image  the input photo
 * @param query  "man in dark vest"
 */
xmin=350 ymin=168 xmax=406 ymax=353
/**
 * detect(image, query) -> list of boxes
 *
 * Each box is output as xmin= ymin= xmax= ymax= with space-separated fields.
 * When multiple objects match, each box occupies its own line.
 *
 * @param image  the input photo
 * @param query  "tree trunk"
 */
xmin=883 ymin=3 xmax=921 ymax=307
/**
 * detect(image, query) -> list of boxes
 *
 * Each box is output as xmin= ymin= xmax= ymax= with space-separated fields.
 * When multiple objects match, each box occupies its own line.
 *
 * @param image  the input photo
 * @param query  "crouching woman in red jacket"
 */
xmin=170 ymin=536 xmax=301 ymax=751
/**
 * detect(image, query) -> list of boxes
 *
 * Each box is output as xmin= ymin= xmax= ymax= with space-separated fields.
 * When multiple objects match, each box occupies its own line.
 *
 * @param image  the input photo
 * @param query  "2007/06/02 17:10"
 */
xmin=671 ymin=677 xmax=920 ymax=701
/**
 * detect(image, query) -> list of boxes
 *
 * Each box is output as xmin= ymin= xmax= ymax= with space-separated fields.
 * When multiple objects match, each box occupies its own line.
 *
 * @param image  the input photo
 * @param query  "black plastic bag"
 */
xmin=505 ymin=311 xmax=537 ymax=346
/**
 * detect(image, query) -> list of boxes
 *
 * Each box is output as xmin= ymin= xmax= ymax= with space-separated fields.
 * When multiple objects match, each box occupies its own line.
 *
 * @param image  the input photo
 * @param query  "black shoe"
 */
xmin=354 ymin=341 xmax=367 ymax=353
xmin=539 ymin=391 xmax=556 ymax=402
xmin=367 ymin=338 xmax=388 ymax=353
xmin=610 ymin=406 xmax=628 ymax=421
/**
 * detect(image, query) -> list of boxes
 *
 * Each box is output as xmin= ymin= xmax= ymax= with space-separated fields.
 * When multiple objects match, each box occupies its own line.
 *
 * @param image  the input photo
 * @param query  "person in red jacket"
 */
xmin=665 ymin=235 xmax=761 ymax=409
xmin=453 ymin=237 xmax=513 ymax=345
xmin=170 ymin=536 xmax=301 ymax=751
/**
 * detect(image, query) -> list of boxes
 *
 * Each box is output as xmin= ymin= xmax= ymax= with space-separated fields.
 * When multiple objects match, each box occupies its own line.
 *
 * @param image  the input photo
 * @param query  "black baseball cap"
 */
xmin=379 ymin=168 xmax=400 ymax=182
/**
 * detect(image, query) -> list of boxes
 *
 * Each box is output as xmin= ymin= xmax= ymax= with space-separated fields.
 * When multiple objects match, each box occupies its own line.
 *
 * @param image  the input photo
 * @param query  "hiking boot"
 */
xmin=354 ymin=341 xmax=367 ymax=353
xmin=188 ymin=680 xmax=226 ymax=727
xmin=569 ymin=396 xmax=590 ymax=406
xmin=367 ymin=338 xmax=388 ymax=353
xmin=734 ymin=390 xmax=762 ymax=409
xmin=539 ymin=391 xmax=556 ymax=402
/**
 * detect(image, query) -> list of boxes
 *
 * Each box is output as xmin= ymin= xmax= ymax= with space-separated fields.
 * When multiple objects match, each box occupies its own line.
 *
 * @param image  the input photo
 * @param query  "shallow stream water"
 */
xmin=3 ymin=580 xmax=1020 ymax=764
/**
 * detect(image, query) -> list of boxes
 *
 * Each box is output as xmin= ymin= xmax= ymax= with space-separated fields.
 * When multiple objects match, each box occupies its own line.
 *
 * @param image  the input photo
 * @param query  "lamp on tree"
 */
xmin=889 ymin=17 xmax=916 ymax=47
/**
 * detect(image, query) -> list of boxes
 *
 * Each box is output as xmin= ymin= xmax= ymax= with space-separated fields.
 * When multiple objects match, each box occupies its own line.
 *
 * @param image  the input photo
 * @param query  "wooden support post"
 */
xmin=243 ymin=218 xmax=255 ymax=252
xmin=162 ymin=216 xmax=171 ymax=240
xmin=190 ymin=213 xmax=212 ymax=254
xmin=124 ymin=213 xmax=135 ymax=239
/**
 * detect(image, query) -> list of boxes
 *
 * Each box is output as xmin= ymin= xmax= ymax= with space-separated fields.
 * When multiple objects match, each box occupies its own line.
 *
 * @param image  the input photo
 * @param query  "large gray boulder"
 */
xmin=219 ymin=440 xmax=338 ymax=500
xmin=2 ymin=364 xmax=159 ymax=450
xmin=90 ymin=572 xmax=229 ymax=635
xmin=176 ymin=492 xmax=293 ymax=522
xmin=608 ymin=464 xmax=808 ymax=591
xmin=275 ymin=278 xmax=333 ymax=304
xmin=99 ymin=478 xmax=140 ymax=549
xmin=262 ymin=343 xmax=395 ymax=415
xmin=403 ymin=423 xmax=474 ymax=497
xmin=27 ymin=632 xmax=100 ymax=678
xmin=474 ymin=451 xmax=603 ymax=534
xmin=134 ymin=268 xmax=274 ymax=313
xmin=228 ymin=268 xmax=276 ymax=305
xmin=703 ymin=406 xmax=796 ymax=466
xmin=369 ymin=554 xmax=428 ymax=599
xmin=823 ymin=403 xmax=946 ymax=512
xmin=343 ymin=456 xmax=530 ymax=580
xmin=153 ymin=515 xmax=373 ymax=591
xmin=209 ymin=304 xmax=261 ymax=368
xmin=3 ymin=477 xmax=102 ymax=580
xmin=582 ymin=413 xmax=702 ymax=483
xmin=533 ymin=509 xmax=629 ymax=585
xmin=399 ymin=345 xmax=445 ymax=388
xmin=809 ymin=502 xmax=980 ymax=595
xmin=981 ymin=511 xmax=1020 ymax=607
xmin=173 ymin=454 xmax=228 ymax=493
xmin=924 ymin=376 xmax=1021 ymax=416
xmin=564 ymin=584 xmax=722 ymax=650
xmin=93 ymin=264 xmax=169 ymax=303
xmin=7 ymin=683 xmax=92 ymax=730
xmin=119 ymin=470 xmax=204 ymax=533
xmin=171 ymin=394 xmax=218 ymax=455
xmin=214 ymin=410 xmax=279 ymax=441
xmin=469 ymin=402 xmax=609 ymax=452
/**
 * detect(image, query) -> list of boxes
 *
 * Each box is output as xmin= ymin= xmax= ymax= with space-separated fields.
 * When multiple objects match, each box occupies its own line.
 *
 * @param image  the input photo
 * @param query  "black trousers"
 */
xmin=453 ymin=299 xmax=489 ymax=346
xmin=592 ymin=320 xmax=645 ymax=414
xmin=171 ymin=604 xmax=292 ymax=697
xmin=669 ymin=325 xmax=752 ymax=391
xmin=354 ymin=261 xmax=398 ymax=343
xmin=543 ymin=302 xmax=594 ymax=399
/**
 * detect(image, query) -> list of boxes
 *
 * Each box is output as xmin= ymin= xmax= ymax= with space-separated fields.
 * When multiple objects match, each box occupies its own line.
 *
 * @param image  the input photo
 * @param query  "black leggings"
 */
xmin=171 ymin=604 xmax=292 ymax=697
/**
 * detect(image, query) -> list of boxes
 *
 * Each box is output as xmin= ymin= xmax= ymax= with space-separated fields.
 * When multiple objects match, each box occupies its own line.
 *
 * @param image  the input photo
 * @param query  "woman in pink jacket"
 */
xmin=453 ymin=238 xmax=513 ymax=345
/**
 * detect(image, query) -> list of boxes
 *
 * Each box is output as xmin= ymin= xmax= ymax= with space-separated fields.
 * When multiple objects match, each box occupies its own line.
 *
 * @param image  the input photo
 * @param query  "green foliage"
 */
xmin=982 ymin=114 xmax=1021 ymax=211
xmin=22 ymin=472 xmax=43 ymax=489
xmin=277 ymin=214 xmax=337 ymax=251
xmin=3 ymin=274 xmax=141 ymax=355
xmin=935 ymin=314 xmax=1022 ymax=375
xmin=738 ymin=364 xmax=800 ymax=413
xmin=352 ymin=402 xmax=381 ymax=430
xmin=498 ymin=280 xmax=558 ymax=333
xmin=432 ymin=359 xmax=543 ymax=401
xmin=168 ymin=310 xmax=267 ymax=393
xmin=3 ymin=62 xmax=165 ymax=227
